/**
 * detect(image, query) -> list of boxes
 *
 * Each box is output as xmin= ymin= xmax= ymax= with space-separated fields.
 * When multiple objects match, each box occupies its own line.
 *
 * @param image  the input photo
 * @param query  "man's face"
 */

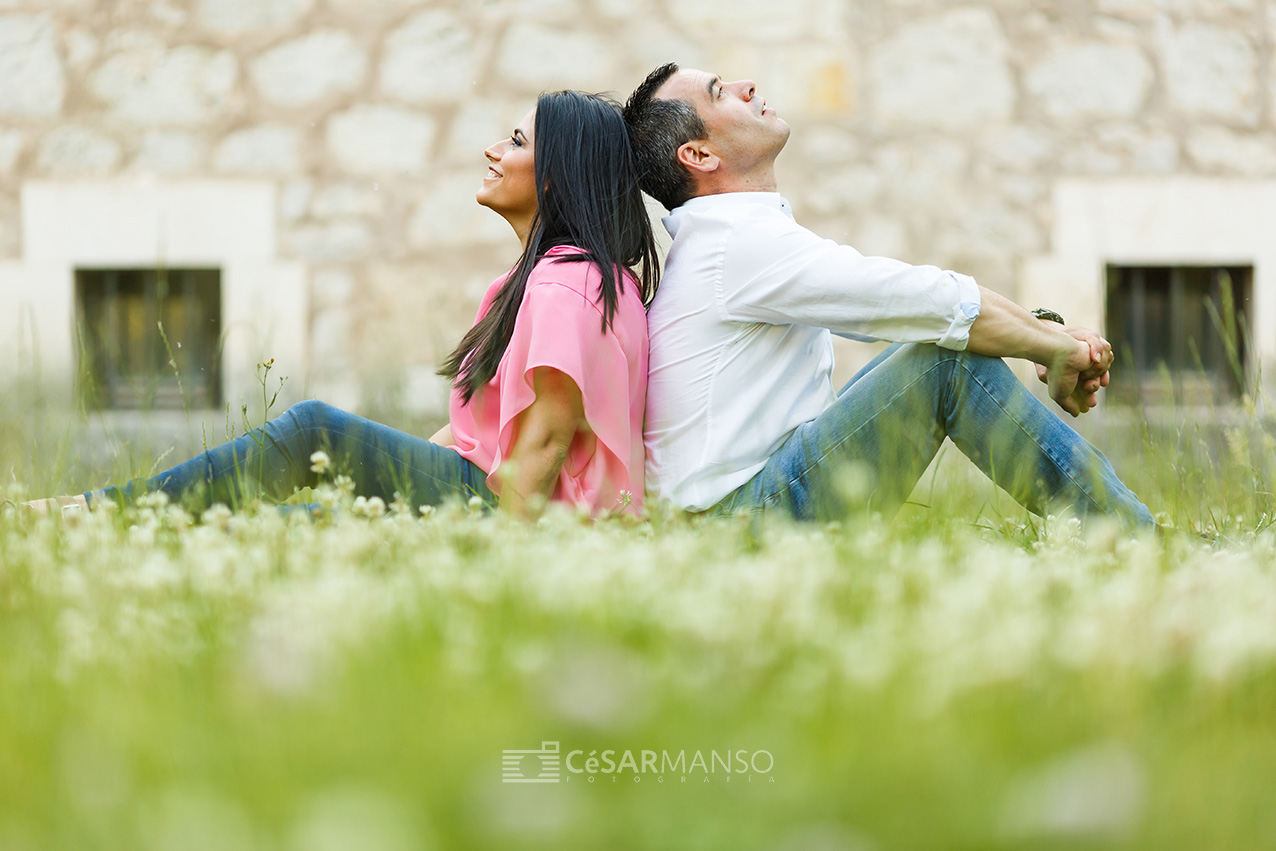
xmin=655 ymin=68 xmax=790 ymax=173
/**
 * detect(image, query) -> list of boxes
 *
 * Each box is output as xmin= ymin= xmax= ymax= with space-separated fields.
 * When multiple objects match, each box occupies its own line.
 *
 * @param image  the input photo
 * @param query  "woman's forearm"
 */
xmin=500 ymin=438 xmax=570 ymax=518
xmin=497 ymin=367 xmax=585 ymax=519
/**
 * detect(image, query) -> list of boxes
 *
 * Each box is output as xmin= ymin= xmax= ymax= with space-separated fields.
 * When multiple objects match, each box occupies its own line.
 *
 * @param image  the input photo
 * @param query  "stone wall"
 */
xmin=0 ymin=0 xmax=1273 ymax=423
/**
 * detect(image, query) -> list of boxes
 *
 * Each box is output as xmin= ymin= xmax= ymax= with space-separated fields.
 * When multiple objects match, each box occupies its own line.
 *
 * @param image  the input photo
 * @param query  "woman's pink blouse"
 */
xmin=448 ymin=246 xmax=649 ymax=516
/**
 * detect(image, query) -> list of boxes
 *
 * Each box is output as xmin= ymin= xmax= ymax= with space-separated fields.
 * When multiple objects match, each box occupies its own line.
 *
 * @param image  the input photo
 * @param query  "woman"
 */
xmin=27 ymin=91 xmax=659 ymax=519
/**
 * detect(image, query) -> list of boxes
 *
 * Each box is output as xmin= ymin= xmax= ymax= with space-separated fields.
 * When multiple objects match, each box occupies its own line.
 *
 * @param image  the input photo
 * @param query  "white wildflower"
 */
xmin=389 ymin=492 xmax=411 ymax=516
xmin=418 ymin=504 xmax=436 ymax=518
xmin=309 ymin=450 xmax=331 ymax=476
xmin=350 ymin=496 xmax=386 ymax=519
xmin=136 ymin=491 xmax=169 ymax=510
xmin=313 ymin=485 xmax=341 ymax=513
xmin=333 ymin=475 xmax=355 ymax=497
xmin=999 ymin=743 xmax=1145 ymax=841
xmin=202 ymin=503 xmax=233 ymax=529
xmin=466 ymin=495 xmax=484 ymax=514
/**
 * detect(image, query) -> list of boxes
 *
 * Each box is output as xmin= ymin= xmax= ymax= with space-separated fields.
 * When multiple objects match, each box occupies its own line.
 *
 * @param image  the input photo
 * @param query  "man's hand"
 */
xmin=965 ymin=287 xmax=1114 ymax=416
xmin=1035 ymin=326 xmax=1114 ymax=417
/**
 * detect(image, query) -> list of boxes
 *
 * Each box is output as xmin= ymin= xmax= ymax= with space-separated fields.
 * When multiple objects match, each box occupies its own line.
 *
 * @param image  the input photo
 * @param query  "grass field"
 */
xmin=3 ymin=382 xmax=1276 ymax=850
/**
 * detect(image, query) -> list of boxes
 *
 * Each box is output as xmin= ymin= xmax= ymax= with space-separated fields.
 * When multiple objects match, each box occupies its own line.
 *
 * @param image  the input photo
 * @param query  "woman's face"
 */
xmin=476 ymin=107 xmax=537 ymax=236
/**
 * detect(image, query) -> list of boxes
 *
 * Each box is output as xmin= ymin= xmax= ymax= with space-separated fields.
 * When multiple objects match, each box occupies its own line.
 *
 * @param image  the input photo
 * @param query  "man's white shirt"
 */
xmin=644 ymin=192 xmax=982 ymax=511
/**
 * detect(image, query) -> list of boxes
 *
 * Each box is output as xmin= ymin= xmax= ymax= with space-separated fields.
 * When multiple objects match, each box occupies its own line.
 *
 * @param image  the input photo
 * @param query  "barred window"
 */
xmin=75 ymin=268 xmax=222 ymax=410
xmin=1104 ymin=265 xmax=1251 ymax=405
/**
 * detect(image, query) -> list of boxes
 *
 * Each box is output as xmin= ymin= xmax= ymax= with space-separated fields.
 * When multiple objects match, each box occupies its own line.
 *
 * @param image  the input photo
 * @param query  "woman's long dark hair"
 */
xmin=439 ymin=90 xmax=660 ymax=403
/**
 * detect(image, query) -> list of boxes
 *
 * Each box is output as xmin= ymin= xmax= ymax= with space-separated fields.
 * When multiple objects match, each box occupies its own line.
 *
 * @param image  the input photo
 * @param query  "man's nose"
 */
xmin=731 ymin=80 xmax=757 ymax=100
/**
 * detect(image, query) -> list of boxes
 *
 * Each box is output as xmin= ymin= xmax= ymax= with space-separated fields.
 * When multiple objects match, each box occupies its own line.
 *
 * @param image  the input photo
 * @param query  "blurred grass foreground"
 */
xmin=3 ymin=378 xmax=1276 ymax=850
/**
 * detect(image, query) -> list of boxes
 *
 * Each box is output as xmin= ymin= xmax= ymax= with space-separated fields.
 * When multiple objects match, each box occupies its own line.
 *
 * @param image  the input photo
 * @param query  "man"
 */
xmin=623 ymin=63 xmax=1152 ymax=530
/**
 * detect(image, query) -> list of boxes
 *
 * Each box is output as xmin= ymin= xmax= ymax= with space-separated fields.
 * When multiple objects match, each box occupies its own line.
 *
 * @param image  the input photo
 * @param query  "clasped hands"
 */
xmin=1035 ymin=326 xmax=1113 ymax=417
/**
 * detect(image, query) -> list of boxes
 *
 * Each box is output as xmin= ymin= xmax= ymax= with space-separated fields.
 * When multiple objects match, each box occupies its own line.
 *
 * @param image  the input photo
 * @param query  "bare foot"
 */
xmin=21 ymin=495 xmax=89 ymax=515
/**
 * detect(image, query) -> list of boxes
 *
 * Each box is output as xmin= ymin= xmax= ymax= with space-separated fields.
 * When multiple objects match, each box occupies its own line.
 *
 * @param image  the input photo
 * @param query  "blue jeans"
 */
xmin=717 ymin=344 xmax=1154 ymax=531
xmin=86 ymin=400 xmax=495 ymax=512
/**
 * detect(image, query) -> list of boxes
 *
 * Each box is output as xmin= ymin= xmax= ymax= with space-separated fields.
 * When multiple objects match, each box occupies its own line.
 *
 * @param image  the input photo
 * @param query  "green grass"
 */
xmin=3 ymin=379 xmax=1276 ymax=849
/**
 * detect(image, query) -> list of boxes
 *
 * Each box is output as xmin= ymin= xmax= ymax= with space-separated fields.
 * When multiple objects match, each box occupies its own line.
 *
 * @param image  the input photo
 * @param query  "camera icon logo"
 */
xmin=501 ymin=741 xmax=562 ymax=784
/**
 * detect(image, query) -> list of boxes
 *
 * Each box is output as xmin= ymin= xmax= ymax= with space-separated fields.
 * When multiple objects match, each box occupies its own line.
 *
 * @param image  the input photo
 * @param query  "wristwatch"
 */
xmin=1031 ymin=308 xmax=1065 ymax=325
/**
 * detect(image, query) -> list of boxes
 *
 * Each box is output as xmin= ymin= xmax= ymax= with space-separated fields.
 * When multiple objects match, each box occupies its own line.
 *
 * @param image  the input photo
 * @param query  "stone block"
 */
xmin=196 ymin=0 xmax=314 ymax=36
xmin=1098 ymin=0 xmax=1255 ymax=14
xmin=36 ymin=126 xmax=122 ymax=175
xmin=1159 ymin=22 xmax=1257 ymax=125
xmin=796 ymin=126 xmax=860 ymax=167
xmin=310 ymin=306 xmax=350 ymax=362
xmin=494 ymin=24 xmax=618 ymax=92
xmin=0 ymin=130 xmax=23 ymax=175
xmin=326 ymin=0 xmax=422 ymax=9
xmin=135 ymin=131 xmax=204 ymax=173
xmin=1094 ymin=123 xmax=1179 ymax=173
xmin=64 ymin=27 xmax=99 ymax=71
xmin=1061 ymin=145 xmax=1124 ymax=174
xmin=325 ymin=105 xmax=435 ymax=176
xmin=1026 ymin=43 xmax=1152 ymax=121
xmin=287 ymin=220 xmax=374 ymax=263
xmin=0 ymin=0 xmax=95 ymax=8
xmin=214 ymin=125 xmax=302 ymax=175
xmin=667 ymin=0 xmax=843 ymax=41
xmin=998 ymin=175 xmax=1046 ymax=208
xmin=476 ymin=0 xmax=581 ymax=15
xmin=623 ymin=19 xmax=704 ymax=77
xmin=363 ymin=261 xmax=501 ymax=365
xmin=803 ymin=166 xmax=883 ymax=217
xmin=0 ymin=200 xmax=16 ymax=259
xmin=849 ymin=218 xmax=910 ymax=260
xmin=147 ymin=0 xmax=189 ymax=28
xmin=92 ymin=44 xmax=239 ymax=126
xmin=311 ymin=182 xmax=384 ymax=219
xmin=979 ymin=126 xmax=1055 ymax=171
xmin=250 ymin=30 xmax=367 ymax=108
xmin=869 ymin=9 xmax=1014 ymax=129
xmin=311 ymin=268 xmax=354 ymax=310
xmin=1187 ymin=127 xmax=1276 ymax=175
xmin=406 ymin=171 xmax=513 ymax=250
xmin=0 ymin=14 xmax=65 ymax=118
xmin=380 ymin=10 xmax=480 ymax=105
xmin=279 ymin=180 xmax=312 ymax=223
xmin=874 ymin=139 xmax=970 ymax=205
xmin=443 ymin=98 xmax=530 ymax=165
xmin=936 ymin=198 xmax=1044 ymax=259
xmin=719 ymin=43 xmax=859 ymax=118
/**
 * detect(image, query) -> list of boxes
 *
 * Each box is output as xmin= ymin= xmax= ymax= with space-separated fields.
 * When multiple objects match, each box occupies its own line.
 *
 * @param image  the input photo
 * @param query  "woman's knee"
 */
xmin=284 ymin=399 xmax=343 ymax=431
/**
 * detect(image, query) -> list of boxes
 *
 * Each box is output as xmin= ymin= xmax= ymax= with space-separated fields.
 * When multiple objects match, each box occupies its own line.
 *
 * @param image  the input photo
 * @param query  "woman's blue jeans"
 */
xmin=716 ymin=343 xmax=1154 ymax=531
xmin=86 ymin=400 xmax=495 ymax=512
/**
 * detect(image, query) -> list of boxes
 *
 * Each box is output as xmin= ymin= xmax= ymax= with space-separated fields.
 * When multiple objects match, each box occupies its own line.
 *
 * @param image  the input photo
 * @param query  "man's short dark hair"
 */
xmin=623 ymin=62 xmax=707 ymax=211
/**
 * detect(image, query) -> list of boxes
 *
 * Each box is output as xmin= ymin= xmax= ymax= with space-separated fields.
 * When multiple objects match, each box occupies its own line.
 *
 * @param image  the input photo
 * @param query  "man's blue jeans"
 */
xmin=716 ymin=343 xmax=1154 ymax=531
xmin=86 ymin=400 xmax=495 ymax=512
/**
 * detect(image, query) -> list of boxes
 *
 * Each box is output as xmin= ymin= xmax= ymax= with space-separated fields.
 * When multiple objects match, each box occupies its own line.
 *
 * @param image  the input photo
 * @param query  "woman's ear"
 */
xmin=676 ymin=140 xmax=719 ymax=175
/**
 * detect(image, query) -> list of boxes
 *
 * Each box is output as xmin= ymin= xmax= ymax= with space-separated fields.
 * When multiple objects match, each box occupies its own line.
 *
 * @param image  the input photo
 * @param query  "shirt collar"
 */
xmin=663 ymin=191 xmax=794 ymax=236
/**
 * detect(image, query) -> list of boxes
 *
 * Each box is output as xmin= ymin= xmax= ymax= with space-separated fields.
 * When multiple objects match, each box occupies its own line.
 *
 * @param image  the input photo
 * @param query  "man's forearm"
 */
xmin=965 ymin=286 xmax=1082 ymax=365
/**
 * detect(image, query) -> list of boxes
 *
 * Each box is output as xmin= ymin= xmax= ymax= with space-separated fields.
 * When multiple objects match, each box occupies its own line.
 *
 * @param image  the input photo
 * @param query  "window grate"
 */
xmin=75 ymin=268 xmax=223 ymax=410
xmin=1104 ymin=264 xmax=1251 ymax=405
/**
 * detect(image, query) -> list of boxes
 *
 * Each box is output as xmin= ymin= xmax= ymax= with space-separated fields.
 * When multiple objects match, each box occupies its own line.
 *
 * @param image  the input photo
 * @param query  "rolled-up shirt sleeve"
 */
xmin=717 ymin=209 xmax=982 ymax=350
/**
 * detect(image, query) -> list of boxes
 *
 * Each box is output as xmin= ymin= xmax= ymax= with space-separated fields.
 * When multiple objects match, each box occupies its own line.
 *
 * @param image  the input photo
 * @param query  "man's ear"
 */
xmin=676 ymin=140 xmax=719 ymax=175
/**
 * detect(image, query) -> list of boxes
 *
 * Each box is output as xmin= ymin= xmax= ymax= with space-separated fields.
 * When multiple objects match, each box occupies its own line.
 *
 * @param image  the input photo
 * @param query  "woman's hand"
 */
xmin=499 ymin=367 xmax=585 ymax=519
xmin=428 ymin=423 xmax=454 ymax=446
